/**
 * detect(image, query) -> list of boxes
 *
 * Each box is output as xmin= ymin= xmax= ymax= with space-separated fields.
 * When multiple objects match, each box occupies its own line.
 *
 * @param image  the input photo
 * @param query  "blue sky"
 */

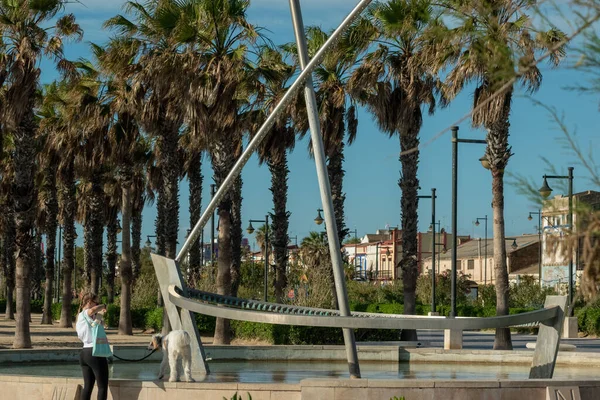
xmin=44 ymin=1 xmax=600 ymax=252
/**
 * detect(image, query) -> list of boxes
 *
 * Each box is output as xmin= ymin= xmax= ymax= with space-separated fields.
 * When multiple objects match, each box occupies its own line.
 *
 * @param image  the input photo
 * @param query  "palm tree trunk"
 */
xmin=119 ymin=173 xmax=134 ymax=335
xmin=60 ymin=161 xmax=76 ymax=328
xmin=212 ymin=140 xmax=234 ymax=344
xmin=3 ymin=212 xmax=15 ymax=320
xmin=163 ymin=134 xmax=179 ymax=261
xmin=90 ymin=171 xmax=104 ymax=295
xmin=327 ymin=142 xmax=348 ymax=243
xmin=13 ymin=104 xmax=37 ymax=349
xmin=83 ymin=221 xmax=92 ymax=290
xmin=230 ymin=176 xmax=243 ymax=297
xmin=131 ymin=201 xmax=142 ymax=284
xmin=42 ymin=161 xmax=58 ymax=324
xmin=105 ymin=215 xmax=118 ymax=304
xmin=215 ymin=205 xmax=232 ymax=344
xmin=399 ymin=124 xmax=420 ymax=342
xmin=268 ymin=153 xmax=289 ymax=303
xmin=32 ymin=233 xmax=44 ymax=300
xmin=155 ymin=183 xmax=166 ymax=257
xmin=188 ymin=154 xmax=202 ymax=288
xmin=486 ymin=92 xmax=513 ymax=351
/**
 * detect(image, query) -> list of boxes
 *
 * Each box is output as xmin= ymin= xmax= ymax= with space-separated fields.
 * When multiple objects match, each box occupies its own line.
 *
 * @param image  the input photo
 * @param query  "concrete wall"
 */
xmin=3 ymin=376 xmax=600 ymax=400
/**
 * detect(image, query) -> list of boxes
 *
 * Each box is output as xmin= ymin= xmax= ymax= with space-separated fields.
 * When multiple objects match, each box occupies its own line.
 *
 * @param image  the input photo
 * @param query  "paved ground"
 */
xmin=0 ymin=314 xmax=266 ymax=349
xmin=2 ymin=314 xmax=600 ymax=352
xmin=384 ymin=330 xmax=600 ymax=352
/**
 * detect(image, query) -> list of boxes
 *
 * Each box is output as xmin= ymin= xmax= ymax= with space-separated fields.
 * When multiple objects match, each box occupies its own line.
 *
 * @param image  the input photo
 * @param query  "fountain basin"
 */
xmin=2 ymin=345 xmax=600 ymax=399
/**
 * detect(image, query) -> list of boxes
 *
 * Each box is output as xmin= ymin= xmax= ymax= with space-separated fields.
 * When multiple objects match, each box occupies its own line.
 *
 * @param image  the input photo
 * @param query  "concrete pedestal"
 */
xmin=444 ymin=329 xmax=463 ymax=350
xmin=562 ymin=316 xmax=578 ymax=339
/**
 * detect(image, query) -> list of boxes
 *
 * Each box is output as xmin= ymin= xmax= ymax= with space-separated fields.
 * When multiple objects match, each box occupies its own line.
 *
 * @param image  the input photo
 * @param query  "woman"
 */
xmin=76 ymin=293 xmax=109 ymax=400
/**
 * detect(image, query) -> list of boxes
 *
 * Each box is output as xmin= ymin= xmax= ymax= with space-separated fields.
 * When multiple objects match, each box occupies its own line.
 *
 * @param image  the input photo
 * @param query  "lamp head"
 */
xmin=116 ymin=220 xmax=122 ymax=234
xmin=246 ymin=222 xmax=255 ymax=234
xmin=314 ymin=209 xmax=324 ymax=226
xmin=528 ymin=214 xmax=533 ymax=221
xmin=386 ymin=248 xmax=391 ymax=256
xmin=539 ymin=177 xmax=553 ymax=198
xmin=479 ymin=154 xmax=491 ymax=170
xmin=475 ymin=220 xmax=480 ymax=227
xmin=511 ymin=239 xmax=518 ymax=250
xmin=145 ymin=238 xmax=152 ymax=247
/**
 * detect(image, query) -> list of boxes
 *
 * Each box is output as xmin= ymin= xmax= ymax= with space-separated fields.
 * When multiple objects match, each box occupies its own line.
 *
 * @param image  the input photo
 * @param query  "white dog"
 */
xmin=148 ymin=330 xmax=194 ymax=383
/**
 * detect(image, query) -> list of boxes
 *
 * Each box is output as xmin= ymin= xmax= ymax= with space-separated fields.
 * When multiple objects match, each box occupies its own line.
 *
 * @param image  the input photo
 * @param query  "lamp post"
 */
xmin=247 ymin=215 xmax=269 ymax=302
xmin=528 ymin=211 xmax=543 ymax=285
xmin=430 ymin=221 xmax=444 ymax=275
xmin=474 ymin=216 xmax=488 ymax=285
xmin=451 ymin=126 xmax=489 ymax=317
xmin=145 ymin=235 xmax=157 ymax=249
xmin=418 ymin=188 xmax=437 ymax=313
xmin=539 ymin=167 xmax=575 ymax=305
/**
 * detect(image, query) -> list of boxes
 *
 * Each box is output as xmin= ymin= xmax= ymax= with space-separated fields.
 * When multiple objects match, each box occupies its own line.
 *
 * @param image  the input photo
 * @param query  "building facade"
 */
xmin=541 ymin=190 xmax=600 ymax=288
xmin=421 ymin=235 xmax=540 ymax=285
xmin=344 ymin=228 xmax=467 ymax=281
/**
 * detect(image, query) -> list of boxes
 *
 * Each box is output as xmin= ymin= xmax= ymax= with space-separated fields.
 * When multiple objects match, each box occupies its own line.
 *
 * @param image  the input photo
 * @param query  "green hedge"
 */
xmin=0 ymin=299 xmax=13 ymax=314
xmin=577 ymin=305 xmax=600 ymax=336
xmin=51 ymin=302 xmax=79 ymax=322
xmin=229 ymin=321 xmax=399 ymax=345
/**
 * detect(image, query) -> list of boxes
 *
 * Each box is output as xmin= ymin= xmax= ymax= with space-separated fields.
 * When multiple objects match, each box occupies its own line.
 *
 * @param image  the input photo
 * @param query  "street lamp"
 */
xmin=314 ymin=209 xmax=324 ymax=225
xmin=474 ymin=216 xmax=488 ymax=285
xmin=247 ymin=215 xmax=269 ymax=302
xmin=145 ymin=235 xmax=157 ymax=248
xmin=418 ymin=188 xmax=437 ymax=314
xmin=538 ymin=167 xmax=574 ymax=305
xmin=511 ymin=238 xmax=518 ymax=250
xmin=528 ymin=211 xmax=543 ymax=285
xmin=451 ymin=126 xmax=488 ymax=317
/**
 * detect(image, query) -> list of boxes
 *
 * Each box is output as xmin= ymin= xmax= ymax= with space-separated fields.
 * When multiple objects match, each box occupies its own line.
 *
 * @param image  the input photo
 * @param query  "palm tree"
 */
xmin=104 ymin=192 xmax=120 ymax=305
xmin=0 ymin=0 xmax=81 ymax=347
xmin=158 ymin=0 xmax=260 ymax=344
xmin=131 ymin=137 xmax=152 ymax=284
xmin=0 ymin=156 xmax=15 ymax=320
xmin=299 ymin=232 xmax=336 ymax=308
xmin=252 ymin=46 xmax=300 ymax=302
xmin=299 ymin=26 xmax=361 ymax=244
xmin=440 ymin=0 xmax=565 ymax=350
xmin=180 ymin=132 xmax=204 ymax=288
xmin=37 ymin=86 xmax=61 ymax=324
xmin=105 ymin=1 xmax=189 ymax=335
xmin=42 ymin=80 xmax=79 ymax=328
xmin=348 ymin=0 xmax=444 ymax=341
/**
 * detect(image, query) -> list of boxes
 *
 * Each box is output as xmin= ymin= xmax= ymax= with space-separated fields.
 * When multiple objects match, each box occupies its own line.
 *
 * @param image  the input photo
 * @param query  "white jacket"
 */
xmin=76 ymin=310 xmax=95 ymax=348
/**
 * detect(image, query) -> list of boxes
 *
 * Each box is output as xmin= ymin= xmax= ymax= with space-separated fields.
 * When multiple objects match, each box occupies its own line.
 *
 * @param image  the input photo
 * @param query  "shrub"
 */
xmin=416 ymin=271 xmax=471 ymax=307
xmin=30 ymin=299 xmax=44 ymax=313
xmin=347 ymin=280 xmax=404 ymax=305
xmin=196 ymin=313 xmax=216 ymax=333
xmin=131 ymin=272 xmax=159 ymax=310
xmin=51 ymin=302 xmax=79 ymax=322
xmin=509 ymin=275 xmax=557 ymax=309
xmin=0 ymin=299 xmax=13 ymax=314
xmin=477 ymin=284 xmax=496 ymax=308
xmin=145 ymin=308 xmax=164 ymax=331
xmin=105 ymin=304 xmax=120 ymax=328
xmin=585 ymin=306 xmax=600 ymax=336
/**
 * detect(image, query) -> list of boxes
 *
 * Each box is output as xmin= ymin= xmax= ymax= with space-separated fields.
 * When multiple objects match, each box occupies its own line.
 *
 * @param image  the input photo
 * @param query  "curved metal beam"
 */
xmin=168 ymin=285 xmax=559 ymax=331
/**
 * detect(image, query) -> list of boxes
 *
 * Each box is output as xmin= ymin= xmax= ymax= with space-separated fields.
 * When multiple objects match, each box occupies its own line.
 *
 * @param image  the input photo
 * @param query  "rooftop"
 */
xmin=425 ymin=234 xmax=540 ymax=260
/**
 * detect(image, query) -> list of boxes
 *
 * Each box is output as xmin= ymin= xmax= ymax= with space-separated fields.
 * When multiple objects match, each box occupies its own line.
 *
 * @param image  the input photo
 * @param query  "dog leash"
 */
xmin=111 ymin=348 xmax=158 ymax=362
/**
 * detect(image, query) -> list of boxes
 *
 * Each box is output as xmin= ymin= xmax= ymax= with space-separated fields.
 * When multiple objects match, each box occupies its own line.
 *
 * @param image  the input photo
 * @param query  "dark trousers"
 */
xmin=79 ymin=347 xmax=109 ymax=400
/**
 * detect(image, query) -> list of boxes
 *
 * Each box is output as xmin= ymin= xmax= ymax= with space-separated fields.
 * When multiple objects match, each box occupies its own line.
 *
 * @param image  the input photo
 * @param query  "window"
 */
xmin=467 ymin=259 xmax=475 ymax=270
